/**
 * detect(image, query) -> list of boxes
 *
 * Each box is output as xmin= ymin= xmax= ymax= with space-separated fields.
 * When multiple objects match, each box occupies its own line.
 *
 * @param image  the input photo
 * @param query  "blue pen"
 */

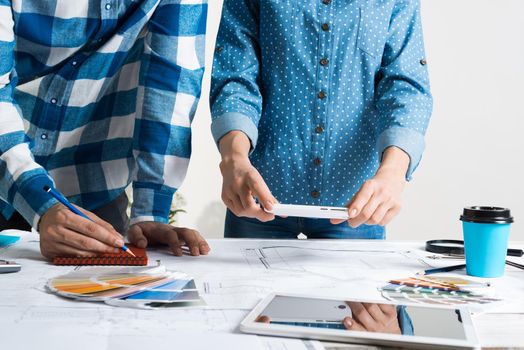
xmin=417 ymin=264 xmax=466 ymax=276
xmin=43 ymin=186 xmax=135 ymax=257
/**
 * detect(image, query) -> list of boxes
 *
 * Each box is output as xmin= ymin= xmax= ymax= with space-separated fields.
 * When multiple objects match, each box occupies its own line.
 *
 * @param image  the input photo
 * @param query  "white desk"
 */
xmin=1 ymin=231 xmax=523 ymax=349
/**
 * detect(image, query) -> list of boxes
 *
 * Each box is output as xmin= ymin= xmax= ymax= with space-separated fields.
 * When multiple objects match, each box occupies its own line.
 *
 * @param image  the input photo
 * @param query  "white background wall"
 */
xmin=177 ymin=0 xmax=524 ymax=241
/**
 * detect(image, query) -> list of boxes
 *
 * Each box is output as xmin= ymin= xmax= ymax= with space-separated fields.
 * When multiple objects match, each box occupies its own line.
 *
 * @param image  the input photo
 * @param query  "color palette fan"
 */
xmin=47 ymin=265 xmax=205 ymax=309
xmin=379 ymin=275 xmax=501 ymax=307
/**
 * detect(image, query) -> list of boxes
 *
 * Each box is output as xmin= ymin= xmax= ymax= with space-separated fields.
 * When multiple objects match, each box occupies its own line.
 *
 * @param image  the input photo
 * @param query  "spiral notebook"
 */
xmin=53 ymin=245 xmax=148 ymax=266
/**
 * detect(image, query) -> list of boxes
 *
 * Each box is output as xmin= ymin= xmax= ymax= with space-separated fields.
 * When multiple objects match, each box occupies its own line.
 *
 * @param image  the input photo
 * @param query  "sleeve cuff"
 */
xmin=130 ymin=184 xmax=175 ymax=225
xmin=376 ymin=126 xmax=425 ymax=181
xmin=13 ymin=172 xmax=59 ymax=229
xmin=211 ymin=112 xmax=259 ymax=151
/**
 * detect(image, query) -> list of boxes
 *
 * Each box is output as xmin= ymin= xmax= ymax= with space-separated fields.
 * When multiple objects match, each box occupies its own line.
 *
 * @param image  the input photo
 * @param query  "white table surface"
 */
xmin=1 ymin=231 xmax=523 ymax=349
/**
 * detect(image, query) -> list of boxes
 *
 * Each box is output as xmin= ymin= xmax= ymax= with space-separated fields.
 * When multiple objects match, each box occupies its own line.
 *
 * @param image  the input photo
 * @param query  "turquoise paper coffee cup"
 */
xmin=460 ymin=206 xmax=513 ymax=278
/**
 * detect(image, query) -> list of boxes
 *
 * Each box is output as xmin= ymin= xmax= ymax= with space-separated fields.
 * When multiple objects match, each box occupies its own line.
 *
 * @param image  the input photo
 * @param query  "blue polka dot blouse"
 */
xmin=210 ymin=0 xmax=432 ymax=207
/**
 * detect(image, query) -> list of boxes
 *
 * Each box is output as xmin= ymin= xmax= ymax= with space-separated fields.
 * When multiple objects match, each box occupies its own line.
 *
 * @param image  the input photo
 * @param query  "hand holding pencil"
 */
xmin=39 ymin=187 xmax=131 ymax=260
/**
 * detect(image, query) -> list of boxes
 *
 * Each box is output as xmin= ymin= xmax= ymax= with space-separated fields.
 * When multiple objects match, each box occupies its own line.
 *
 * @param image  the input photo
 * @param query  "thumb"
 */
xmin=127 ymin=224 xmax=148 ymax=248
xmin=343 ymin=317 xmax=365 ymax=331
xmin=330 ymin=203 xmax=353 ymax=225
xmin=250 ymin=175 xmax=277 ymax=211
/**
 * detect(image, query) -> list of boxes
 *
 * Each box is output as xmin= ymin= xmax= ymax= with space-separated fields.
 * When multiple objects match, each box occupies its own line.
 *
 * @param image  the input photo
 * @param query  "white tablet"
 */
xmin=266 ymin=204 xmax=349 ymax=220
xmin=240 ymin=293 xmax=479 ymax=350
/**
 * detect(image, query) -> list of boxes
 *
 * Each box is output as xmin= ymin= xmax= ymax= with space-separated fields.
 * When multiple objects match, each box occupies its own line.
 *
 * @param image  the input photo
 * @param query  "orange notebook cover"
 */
xmin=53 ymin=245 xmax=148 ymax=266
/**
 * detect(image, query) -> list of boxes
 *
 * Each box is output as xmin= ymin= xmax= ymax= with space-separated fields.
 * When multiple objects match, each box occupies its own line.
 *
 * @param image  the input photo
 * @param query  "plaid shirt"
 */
xmin=0 ymin=0 xmax=207 ymax=228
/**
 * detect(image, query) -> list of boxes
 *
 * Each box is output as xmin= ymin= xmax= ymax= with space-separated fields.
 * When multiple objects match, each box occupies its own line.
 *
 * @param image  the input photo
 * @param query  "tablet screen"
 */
xmin=254 ymin=296 xmax=467 ymax=339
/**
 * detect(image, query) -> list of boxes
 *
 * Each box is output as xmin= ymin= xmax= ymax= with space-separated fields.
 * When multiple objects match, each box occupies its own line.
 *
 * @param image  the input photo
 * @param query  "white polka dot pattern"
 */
xmin=210 ymin=0 xmax=432 ymax=206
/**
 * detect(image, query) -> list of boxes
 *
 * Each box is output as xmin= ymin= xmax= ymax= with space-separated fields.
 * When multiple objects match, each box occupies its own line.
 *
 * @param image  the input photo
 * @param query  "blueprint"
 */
xmin=1 ymin=231 xmax=524 ymax=350
xmin=165 ymin=239 xmax=434 ymax=310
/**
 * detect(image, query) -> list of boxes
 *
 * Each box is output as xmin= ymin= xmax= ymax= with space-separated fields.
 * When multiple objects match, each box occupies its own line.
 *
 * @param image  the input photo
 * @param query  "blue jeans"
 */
xmin=224 ymin=210 xmax=385 ymax=239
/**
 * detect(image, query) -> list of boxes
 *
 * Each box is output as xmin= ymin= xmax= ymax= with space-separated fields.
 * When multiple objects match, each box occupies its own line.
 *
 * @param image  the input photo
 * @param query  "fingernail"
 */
xmin=349 ymin=209 xmax=358 ymax=218
xmin=344 ymin=318 xmax=352 ymax=327
xmin=265 ymin=202 xmax=273 ymax=210
xmin=115 ymin=239 xmax=124 ymax=246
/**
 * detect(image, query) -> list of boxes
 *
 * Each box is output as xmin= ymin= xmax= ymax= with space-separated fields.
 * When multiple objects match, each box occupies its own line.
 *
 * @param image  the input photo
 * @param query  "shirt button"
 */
xmin=71 ymin=60 xmax=78 ymax=66
xmin=105 ymin=3 xmax=112 ymax=10
xmin=318 ymin=91 xmax=327 ymax=99
xmin=322 ymin=0 xmax=331 ymax=5
xmin=311 ymin=190 xmax=320 ymax=198
xmin=320 ymin=58 xmax=329 ymax=66
xmin=50 ymin=98 xmax=57 ymax=104
xmin=420 ymin=58 xmax=427 ymax=65
xmin=315 ymin=125 xmax=324 ymax=134
xmin=321 ymin=23 xmax=330 ymax=32
xmin=40 ymin=133 xmax=48 ymax=140
xmin=313 ymin=158 xmax=322 ymax=166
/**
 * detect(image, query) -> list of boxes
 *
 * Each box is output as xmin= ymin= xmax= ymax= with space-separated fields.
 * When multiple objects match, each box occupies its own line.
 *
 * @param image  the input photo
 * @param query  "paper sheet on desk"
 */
xmin=108 ymin=334 xmax=326 ymax=350
xmin=173 ymin=240 xmax=524 ymax=313
xmin=169 ymin=240 xmax=431 ymax=310
xmin=2 ymin=230 xmax=524 ymax=350
xmin=1 ymin=328 xmax=264 ymax=350
xmin=110 ymin=335 xmax=326 ymax=350
xmin=1 ymin=311 xmax=323 ymax=350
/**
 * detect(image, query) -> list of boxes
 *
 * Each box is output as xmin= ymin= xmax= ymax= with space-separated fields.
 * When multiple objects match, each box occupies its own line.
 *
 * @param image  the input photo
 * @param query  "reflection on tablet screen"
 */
xmin=255 ymin=296 xmax=466 ymax=339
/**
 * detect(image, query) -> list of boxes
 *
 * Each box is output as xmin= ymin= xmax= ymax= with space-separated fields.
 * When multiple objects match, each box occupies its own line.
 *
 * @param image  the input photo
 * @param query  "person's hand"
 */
xmin=343 ymin=302 xmax=401 ymax=334
xmin=220 ymin=157 xmax=277 ymax=222
xmin=219 ymin=131 xmax=277 ymax=222
xmin=39 ymin=203 xmax=125 ymax=259
xmin=331 ymin=147 xmax=409 ymax=228
xmin=127 ymin=222 xmax=210 ymax=256
xmin=220 ymin=155 xmax=277 ymax=222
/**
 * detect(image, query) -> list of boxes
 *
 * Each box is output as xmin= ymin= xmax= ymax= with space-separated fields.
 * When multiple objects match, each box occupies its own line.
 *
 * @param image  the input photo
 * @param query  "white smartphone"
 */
xmin=265 ymin=203 xmax=349 ymax=220
xmin=0 ymin=259 xmax=21 ymax=274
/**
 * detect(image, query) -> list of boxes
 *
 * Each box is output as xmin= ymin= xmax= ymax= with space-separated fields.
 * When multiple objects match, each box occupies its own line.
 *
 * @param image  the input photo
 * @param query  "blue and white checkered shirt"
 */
xmin=0 ymin=0 xmax=207 ymax=228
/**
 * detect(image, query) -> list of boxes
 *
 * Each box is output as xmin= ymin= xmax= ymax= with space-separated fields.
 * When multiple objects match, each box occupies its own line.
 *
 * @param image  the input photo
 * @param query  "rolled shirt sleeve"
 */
xmin=210 ymin=0 xmax=262 ymax=150
xmin=374 ymin=0 xmax=433 ymax=180
xmin=131 ymin=0 xmax=207 ymax=225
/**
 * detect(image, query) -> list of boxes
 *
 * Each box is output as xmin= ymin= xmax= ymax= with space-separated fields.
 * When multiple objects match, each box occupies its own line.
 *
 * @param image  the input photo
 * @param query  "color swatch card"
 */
xmin=380 ymin=275 xmax=501 ymax=307
xmin=47 ymin=265 xmax=205 ymax=309
xmin=389 ymin=277 xmax=461 ymax=291
xmin=418 ymin=276 xmax=491 ymax=290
